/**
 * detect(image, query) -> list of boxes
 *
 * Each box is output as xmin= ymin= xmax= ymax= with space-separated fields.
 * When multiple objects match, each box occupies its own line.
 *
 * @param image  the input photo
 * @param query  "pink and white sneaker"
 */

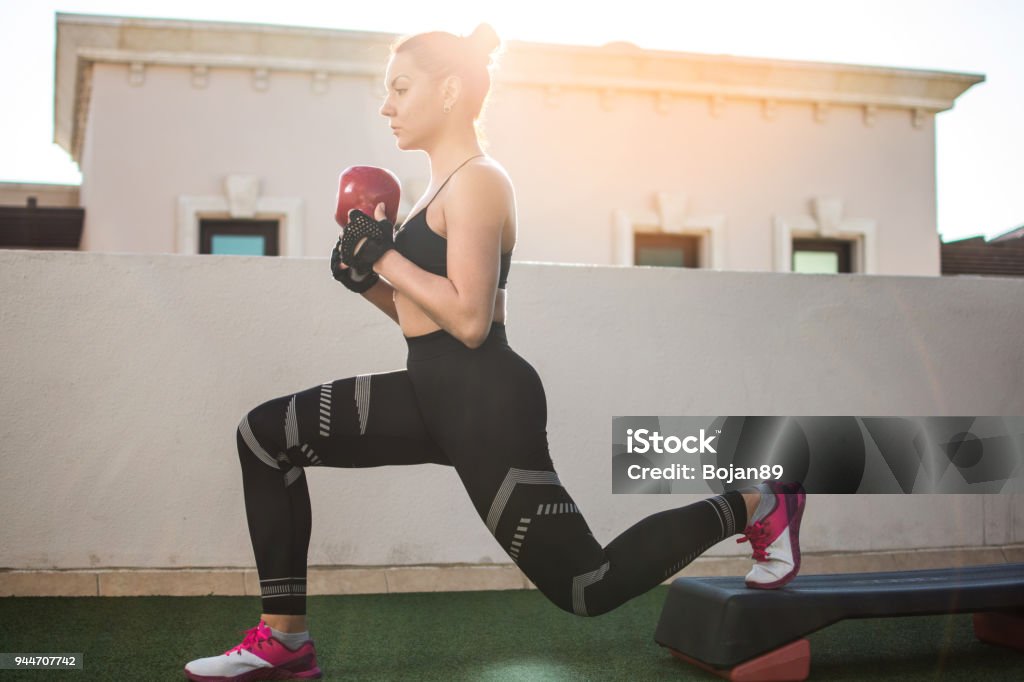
xmin=737 ymin=481 xmax=806 ymax=589
xmin=183 ymin=620 xmax=322 ymax=681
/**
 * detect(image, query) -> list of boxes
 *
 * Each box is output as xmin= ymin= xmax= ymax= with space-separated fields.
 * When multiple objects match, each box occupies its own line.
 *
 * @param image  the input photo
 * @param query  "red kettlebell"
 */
xmin=334 ymin=166 xmax=401 ymax=227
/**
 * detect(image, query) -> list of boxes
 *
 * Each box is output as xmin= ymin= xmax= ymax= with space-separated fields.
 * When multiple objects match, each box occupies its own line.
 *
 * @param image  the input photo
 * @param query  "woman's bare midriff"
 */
xmin=394 ymin=199 xmax=514 ymax=339
xmin=396 ymin=288 xmax=507 ymax=338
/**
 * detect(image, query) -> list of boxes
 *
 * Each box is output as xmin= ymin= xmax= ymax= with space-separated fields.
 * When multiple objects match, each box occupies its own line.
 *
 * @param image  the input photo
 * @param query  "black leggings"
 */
xmin=237 ymin=322 xmax=747 ymax=616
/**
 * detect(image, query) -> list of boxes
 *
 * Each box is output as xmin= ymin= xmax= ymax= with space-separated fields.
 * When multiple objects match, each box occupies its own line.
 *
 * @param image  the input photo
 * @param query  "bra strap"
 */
xmin=423 ymin=154 xmax=486 ymax=210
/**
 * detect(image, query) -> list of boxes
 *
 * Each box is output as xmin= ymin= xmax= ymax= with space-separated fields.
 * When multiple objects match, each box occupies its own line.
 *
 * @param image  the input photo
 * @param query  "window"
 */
xmin=634 ymin=232 xmax=700 ymax=268
xmin=199 ymin=219 xmax=279 ymax=256
xmin=0 ymin=198 xmax=83 ymax=249
xmin=792 ymin=238 xmax=851 ymax=273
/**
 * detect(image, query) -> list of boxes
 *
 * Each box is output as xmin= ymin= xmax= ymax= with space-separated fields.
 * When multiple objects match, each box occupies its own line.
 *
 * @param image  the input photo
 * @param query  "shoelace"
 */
xmin=736 ymin=520 xmax=771 ymax=562
xmin=224 ymin=622 xmax=275 ymax=657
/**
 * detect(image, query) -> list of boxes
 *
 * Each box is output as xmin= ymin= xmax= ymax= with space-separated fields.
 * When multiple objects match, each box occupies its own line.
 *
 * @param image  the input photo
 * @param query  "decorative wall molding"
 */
xmin=773 ymin=196 xmax=878 ymax=273
xmin=600 ymin=88 xmax=617 ymax=112
xmin=191 ymin=64 xmax=208 ymax=89
xmin=225 ymin=175 xmax=260 ymax=218
xmin=55 ymin=14 xmax=983 ymax=161
xmin=864 ymin=104 xmax=878 ymax=127
xmin=177 ymin=175 xmax=303 ymax=256
xmin=252 ymin=68 xmax=269 ymax=92
xmin=656 ymin=91 xmax=672 ymax=115
xmin=544 ymin=85 xmax=562 ymax=108
xmin=127 ymin=61 xmax=144 ymax=87
xmin=710 ymin=94 xmax=726 ymax=118
xmin=815 ymin=101 xmax=829 ymax=124
xmin=312 ymin=70 xmax=328 ymax=95
xmin=612 ymin=191 xmax=727 ymax=269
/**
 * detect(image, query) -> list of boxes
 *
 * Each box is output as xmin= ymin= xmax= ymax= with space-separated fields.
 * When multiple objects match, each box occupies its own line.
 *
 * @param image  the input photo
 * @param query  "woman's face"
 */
xmin=379 ymin=51 xmax=445 ymax=151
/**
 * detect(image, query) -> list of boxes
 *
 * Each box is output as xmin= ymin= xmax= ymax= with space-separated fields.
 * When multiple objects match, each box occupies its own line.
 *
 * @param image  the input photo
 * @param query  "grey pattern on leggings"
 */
xmin=318 ymin=382 xmax=332 ymax=437
xmin=354 ymin=375 xmax=371 ymax=434
xmin=259 ymin=576 xmax=306 ymax=599
xmin=703 ymin=495 xmax=737 ymax=538
xmin=238 ymin=415 xmax=280 ymax=470
xmin=572 ymin=560 xmax=611 ymax=616
xmin=284 ymin=395 xmax=300 ymax=449
xmin=509 ymin=517 xmax=532 ymax=561
xmin=486 ymin=468 xmax=563 ymax=535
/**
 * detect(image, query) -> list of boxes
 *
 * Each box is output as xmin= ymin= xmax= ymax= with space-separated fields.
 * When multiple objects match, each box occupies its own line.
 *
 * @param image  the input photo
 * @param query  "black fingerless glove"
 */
xmin=340 ymin=209 xmax=396 ymax=273
xmin=331 ymin=235 xmax=379 ymax=293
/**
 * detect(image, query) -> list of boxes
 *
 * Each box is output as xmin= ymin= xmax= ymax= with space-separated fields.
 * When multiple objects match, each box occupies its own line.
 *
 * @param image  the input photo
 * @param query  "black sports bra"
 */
xmin=394 ymin=156 xmax=512 ymax=289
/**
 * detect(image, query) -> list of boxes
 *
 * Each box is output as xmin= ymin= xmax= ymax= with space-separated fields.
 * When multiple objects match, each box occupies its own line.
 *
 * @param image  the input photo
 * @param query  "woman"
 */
xmin=184 ymin=24 xmax=806 ymax=682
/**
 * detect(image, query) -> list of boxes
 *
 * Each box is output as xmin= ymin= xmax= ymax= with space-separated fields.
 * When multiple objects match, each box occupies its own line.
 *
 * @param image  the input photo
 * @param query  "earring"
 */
xmin=443 ymin=103 xmax=452 ymax=113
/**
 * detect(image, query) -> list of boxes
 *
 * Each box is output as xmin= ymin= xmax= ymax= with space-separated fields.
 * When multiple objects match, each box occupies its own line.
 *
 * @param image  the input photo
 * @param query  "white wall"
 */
xmin=1 ymin=250 xmax=1021 ymax=571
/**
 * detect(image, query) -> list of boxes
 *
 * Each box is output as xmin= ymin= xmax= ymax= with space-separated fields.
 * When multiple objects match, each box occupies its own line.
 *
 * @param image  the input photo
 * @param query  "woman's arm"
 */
xmin=359 ymin=278 xmax=400 ymax=324
xmin=332 ymin=246 xmax=401 ymax=323
xmin=373 ymin=164 xmax=507 ymax=349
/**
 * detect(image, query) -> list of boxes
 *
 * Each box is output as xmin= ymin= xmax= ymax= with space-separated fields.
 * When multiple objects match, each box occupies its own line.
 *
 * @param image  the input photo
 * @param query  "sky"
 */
xmin=1 ymin=0 xmax=1021 ymax=243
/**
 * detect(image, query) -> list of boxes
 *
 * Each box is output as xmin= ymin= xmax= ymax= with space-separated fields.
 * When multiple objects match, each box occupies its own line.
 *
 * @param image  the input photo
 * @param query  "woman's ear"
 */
xmin=442 ymin=74 xmax=463 ymax=108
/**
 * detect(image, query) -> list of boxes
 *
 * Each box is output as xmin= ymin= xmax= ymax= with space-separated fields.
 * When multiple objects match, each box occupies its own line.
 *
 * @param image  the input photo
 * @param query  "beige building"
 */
xmin=16 ymin=12 xmax=983 ymax=274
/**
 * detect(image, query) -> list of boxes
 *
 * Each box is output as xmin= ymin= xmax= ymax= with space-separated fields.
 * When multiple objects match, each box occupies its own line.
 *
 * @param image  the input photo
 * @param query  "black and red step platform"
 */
xmin=654 ymin=562 xmax=1024 ymax=681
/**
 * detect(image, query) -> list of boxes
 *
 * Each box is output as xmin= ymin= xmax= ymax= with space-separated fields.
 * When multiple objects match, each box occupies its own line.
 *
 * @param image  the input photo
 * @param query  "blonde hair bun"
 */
xmin=466 ymin=23 xmax=501 ymax=62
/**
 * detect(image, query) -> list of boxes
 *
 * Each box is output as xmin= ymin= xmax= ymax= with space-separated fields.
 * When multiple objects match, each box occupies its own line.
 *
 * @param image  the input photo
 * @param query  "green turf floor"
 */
xmin=1 ymin=587 xmax=1021 ymax=680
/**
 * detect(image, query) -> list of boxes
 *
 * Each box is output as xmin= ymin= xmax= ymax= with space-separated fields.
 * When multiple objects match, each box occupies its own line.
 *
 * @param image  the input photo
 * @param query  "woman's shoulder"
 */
xmin=440 ymin=157 xmax=515 ymax=240
xmin=452 ymin=156 xmax=514 ymax=202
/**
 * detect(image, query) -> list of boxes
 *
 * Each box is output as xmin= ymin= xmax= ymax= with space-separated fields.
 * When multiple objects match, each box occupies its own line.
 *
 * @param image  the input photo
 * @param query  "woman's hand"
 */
xmin=352 ymin=202 xmax=389 ymax=258
xmin=331 ymin=205 xmax=387 ymax=292
xmin=341 ymin=203 xmax=396 ymax=273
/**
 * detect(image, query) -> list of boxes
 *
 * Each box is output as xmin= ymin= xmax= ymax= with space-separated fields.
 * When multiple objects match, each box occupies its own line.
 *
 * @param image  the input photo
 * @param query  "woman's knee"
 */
xmin=237 ymin=399 xmax=291 ymax=469
xmin=531 ymin=581 xmax=609 ymax=619
xmin=525 ymin=564 xmax=613 ymax=619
